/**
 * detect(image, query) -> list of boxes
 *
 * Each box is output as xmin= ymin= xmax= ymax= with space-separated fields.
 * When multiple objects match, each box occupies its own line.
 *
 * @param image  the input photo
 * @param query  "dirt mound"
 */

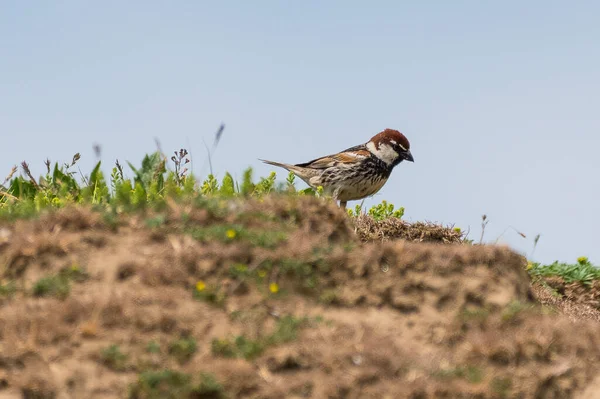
xmin=1 ymin=197 xmax=600 ymax=398
xmin=532 ymin=279 xmax=600 ymax=323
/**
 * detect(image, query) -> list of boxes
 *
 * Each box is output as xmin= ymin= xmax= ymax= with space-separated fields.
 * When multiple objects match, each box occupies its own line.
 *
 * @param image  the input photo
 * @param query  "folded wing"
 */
xmin=296 ymin=146 xmax=370 ymax=169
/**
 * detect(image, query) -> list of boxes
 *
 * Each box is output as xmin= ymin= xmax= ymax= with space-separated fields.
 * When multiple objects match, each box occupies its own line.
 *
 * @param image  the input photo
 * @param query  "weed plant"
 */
xmin=0 ymin=150 xmax=402 ymax=222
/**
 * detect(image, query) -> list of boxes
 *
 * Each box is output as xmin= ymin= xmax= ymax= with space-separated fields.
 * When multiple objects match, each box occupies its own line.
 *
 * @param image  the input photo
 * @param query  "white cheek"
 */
xmin=372 ymin=143 xmax=399 ymax=165
xmin=366 ymin=141 xmax=377 ymax=153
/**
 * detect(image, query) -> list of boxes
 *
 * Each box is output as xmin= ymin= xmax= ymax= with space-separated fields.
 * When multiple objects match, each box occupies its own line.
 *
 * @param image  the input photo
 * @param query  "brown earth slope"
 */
xmin=0 ymin=197 xmax=599 ymax=398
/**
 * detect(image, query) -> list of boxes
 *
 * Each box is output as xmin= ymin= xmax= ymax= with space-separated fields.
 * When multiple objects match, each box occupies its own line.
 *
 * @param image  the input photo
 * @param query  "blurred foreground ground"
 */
xmin=1 ymin=197 xmax=599 ymax=398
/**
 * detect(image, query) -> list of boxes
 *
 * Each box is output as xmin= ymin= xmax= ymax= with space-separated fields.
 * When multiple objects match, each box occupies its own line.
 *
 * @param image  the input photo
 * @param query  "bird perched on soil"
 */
xmin=260 ymin=128 xmax=414 ymax=210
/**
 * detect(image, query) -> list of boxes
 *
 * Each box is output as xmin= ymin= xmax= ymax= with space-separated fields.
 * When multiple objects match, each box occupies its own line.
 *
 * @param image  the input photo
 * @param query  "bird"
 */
xmin=260 ymin=128 xmax=414 ymax=210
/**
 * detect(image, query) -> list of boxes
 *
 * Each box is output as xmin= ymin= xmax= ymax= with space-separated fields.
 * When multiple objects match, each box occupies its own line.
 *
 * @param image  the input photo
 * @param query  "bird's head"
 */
xmin=366 ymin=129 xmax=414 ymax=167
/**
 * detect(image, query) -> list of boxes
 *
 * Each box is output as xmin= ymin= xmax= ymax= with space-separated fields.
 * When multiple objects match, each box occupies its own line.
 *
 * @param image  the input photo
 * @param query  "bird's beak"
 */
xmin=404 ymin=150 xmax=414 ymax=162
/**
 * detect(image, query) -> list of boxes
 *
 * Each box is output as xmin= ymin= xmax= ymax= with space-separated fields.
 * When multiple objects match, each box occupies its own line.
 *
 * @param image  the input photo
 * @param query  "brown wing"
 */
xmin=296 ymin=145 xmax=370 ymax=169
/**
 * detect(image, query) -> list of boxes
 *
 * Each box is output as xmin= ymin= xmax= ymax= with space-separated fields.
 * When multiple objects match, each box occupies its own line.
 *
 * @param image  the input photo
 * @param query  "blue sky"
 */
xmin=1 ymin=1 xmax=599 ymax=264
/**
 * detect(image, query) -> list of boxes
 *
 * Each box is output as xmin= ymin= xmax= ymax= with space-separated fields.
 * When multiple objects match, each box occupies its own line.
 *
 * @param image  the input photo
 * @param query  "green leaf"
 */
xmin=182 ymin=174 xmax=196 ymax=196
xmin=8 ymin=177 xmax=37 ymax=199
xmin=201 ymin=174 xmax=219 ymax=195
xmin=132 ymin=182 xmax=147 ymax=208
xmin=129 ymin=152 xmax=166 ymax=191
xmin=240 ymin=168 xmax=254 ymax=196
xmin=115 ymin=179 xmax=133 ymax=206
xmin=83 ymin=161 xmax=109 ymax=204
xmin=220 ymin=173 xmax=235 ymax=197
xmin=52 ymin=163 xmax=79 ymax=193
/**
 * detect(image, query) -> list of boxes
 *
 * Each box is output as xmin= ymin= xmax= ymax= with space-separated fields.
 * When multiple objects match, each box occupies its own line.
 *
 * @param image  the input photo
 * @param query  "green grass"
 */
xmin=145 ymin=214 xmax=167 ymax=228
xmin=212 ymin=336 xmax=264 ymax=360
xmin=433 ymin=365 xmax=484 ymax=383
xmin=528 ymin=257 xmax=600 ymax=285
xmin=0 ymin=280 xmax=16 ymax=298
xmin=319 ymin=288 xmax=339 ymax=304
xmin=490 ymin=376 xmax=512 ymax=398
xmin=146 ymin=340 xmax=161 ymax=354
xmin=61 ymin=264 xmax=90 ymax=281
xmin=32 ymin=274 xmax=71 ymax=299
xmin=193 ymin=281 xmax=227 ymax=307
xmin=225 ymin=257 xmax=329 ymax=295
xmin=211 ymin=315 xmax=313 ymax=360
xmin=196 ymin=372 xmax=225 ymax=398
xmin=129 ymin=369 xmax=192 ymax=399
xmin=348 ymin=199 xmax=404 ymax=220
xmin=0 ymin=150 xmax=406 ymax=225
xmin=228 ymin=263 xmax=251 ymax=279
xmin=459 ymin=306 xmax=491 ymax=322
xmin=168 ymin=336 xmax=197 ymax=364
xmin=279 ymin=257 xmax=326 ymax=290
xmin=129 ymin=369 xmax=225 ymax=399
xmin=100 ymin=344 xmax=128 ymax=371
xmin=501 ymin=301 xmax=535 ymax=322
xmin=31 ymin=265 xmax=89 ymax=300
xmin=187 ymin=224 xmax=287 ymax=248
xmin=0 ymin=150 xmax=282 ymax=220
xmin=267 ymin=314 xmax=307 ymax=344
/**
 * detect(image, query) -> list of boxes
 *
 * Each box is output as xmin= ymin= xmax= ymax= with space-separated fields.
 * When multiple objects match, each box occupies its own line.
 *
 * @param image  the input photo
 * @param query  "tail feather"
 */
xmin=259 ymin=159 xmax=296 ymax=172
xmin=260 ymin=158 xmax=320 ymax=185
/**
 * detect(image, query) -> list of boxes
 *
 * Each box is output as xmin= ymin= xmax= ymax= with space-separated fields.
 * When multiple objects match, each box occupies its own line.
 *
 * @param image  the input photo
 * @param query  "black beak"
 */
xmin=404 ymin=150 xmax=414 ymax=162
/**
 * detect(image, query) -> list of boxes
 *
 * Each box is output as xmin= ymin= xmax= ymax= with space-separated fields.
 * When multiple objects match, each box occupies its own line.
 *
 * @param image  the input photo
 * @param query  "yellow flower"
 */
xmin=195 ymin=280 xmax=206 ymax=292
xmin=257 ymin=270 xmax=267 ymax=278
xmin=235 ymin=264 xmax=248 ymax=272
xmin=269 ymin=282 xmax=279 ymax=294
xmin=226 ymin=229 xmax=237 ymax=239
xmin=526 ymin=261 xmax=533 ymax=270
xmin=577 ymin=256 xmax=589 ymax=265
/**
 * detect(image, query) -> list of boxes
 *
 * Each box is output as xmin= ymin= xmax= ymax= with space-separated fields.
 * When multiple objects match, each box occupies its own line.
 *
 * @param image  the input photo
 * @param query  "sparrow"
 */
xmin=260 ymin=128 xmax=414 ymax=210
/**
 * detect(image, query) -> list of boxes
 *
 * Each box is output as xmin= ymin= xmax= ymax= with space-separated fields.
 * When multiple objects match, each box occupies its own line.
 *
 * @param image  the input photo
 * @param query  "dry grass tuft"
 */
xmin=353 ymin=214 xmax=463 ymax=244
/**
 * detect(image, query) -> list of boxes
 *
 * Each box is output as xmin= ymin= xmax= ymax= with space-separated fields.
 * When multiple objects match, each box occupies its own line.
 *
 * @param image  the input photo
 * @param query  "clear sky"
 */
xmin=2 ymin=1 xmax=599 ymax=264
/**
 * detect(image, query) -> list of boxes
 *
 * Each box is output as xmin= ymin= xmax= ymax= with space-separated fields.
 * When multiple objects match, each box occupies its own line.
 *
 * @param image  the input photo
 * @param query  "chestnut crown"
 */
xmin=367 ymin=128 xmax=414 ymax=166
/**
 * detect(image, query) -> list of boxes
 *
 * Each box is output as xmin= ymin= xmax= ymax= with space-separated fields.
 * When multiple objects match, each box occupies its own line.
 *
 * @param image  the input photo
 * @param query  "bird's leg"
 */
xmin=331 ymin=187 xmax=347 ymax=211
